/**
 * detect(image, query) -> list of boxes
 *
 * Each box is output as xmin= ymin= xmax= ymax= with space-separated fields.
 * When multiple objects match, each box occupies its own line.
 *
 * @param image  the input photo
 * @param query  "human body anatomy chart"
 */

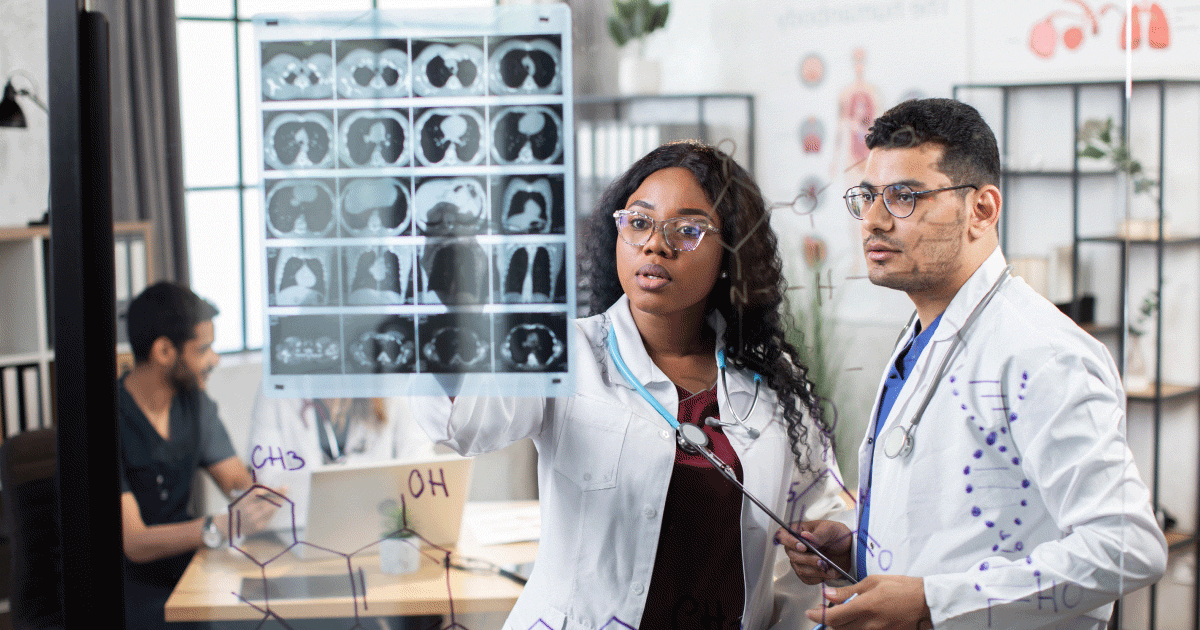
xmin=257 ymin=5 xmax=573 ymax=398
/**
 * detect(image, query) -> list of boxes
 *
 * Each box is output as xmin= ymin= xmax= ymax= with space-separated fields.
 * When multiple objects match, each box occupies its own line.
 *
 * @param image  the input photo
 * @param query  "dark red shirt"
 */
xmin=639 ymin=385 xmax=745 ymax=630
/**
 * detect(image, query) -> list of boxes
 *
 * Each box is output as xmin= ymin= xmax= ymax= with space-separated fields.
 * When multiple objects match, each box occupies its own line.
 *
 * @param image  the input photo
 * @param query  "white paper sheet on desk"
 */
xmin=467 ymin=503 xmax=541 ymax=547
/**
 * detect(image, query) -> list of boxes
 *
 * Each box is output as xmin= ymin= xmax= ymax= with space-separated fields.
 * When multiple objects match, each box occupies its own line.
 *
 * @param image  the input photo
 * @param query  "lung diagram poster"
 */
xmin=256 ymin=5 xmax=573 ymax=398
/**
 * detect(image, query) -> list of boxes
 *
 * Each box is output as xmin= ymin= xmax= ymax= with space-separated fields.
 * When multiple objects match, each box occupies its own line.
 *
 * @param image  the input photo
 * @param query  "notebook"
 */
xmin=286 ymin=454 xmax=473 ymax=558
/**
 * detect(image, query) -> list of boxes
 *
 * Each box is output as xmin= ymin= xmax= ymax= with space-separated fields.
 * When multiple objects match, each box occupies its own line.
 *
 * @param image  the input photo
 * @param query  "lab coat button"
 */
xmin=644 ymin=507 xmax=657 ymax=519
xmin=869 ymin=542 xmax=876 ymax=550
xmin=583 ymin=473 xmax=592 ymax=481
xmin=631 ymin=581 xmax=644 ymax=595
xmin=660 ymin=429 xmax=671 ymax=440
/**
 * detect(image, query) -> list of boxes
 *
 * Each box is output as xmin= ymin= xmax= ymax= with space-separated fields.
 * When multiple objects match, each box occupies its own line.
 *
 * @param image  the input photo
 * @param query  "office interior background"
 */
xmin=1 ymin=0 xmax=1199 ymax=627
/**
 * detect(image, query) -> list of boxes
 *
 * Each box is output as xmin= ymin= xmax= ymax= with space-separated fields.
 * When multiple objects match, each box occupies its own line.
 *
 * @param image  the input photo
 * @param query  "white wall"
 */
xmin=0 ymin=0 xmax=50 ymax=227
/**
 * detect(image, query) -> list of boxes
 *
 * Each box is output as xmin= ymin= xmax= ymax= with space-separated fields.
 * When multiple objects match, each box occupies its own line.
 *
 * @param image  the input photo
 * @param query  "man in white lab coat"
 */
xmin=779 ymin=98 xmax=1166 ymax=629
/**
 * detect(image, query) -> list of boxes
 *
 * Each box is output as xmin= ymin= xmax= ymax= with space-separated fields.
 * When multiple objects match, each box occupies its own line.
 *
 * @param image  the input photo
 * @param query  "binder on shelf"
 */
xmin=130 ymin=238 xmax=147 ymax=296
xmin=2 ymin=366 xmax=19 ymax=437
xmin=20 ymin=363 xmax=41 ymax=429
xmin=115 ymin=239 xmax=130 ymax=301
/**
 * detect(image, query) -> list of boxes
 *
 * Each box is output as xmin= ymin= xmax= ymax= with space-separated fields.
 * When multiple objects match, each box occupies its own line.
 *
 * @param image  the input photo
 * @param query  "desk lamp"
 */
xmin=0 ymin=74 xmax=48 ymax=128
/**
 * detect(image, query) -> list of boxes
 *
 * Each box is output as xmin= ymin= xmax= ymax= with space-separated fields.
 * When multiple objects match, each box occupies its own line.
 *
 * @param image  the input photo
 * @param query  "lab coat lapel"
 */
xmin=857 ymin=249 xmax=1010 ymax=514
xmin=857 ymin=314 xmax=918 ymax=507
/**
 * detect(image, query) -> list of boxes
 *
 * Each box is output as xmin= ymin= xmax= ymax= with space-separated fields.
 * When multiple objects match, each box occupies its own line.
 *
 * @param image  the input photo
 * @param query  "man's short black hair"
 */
xmin=126 ymin=281 xmax=219 ymax=363
xmin=864 ymin=98 xmax=1001 ymax=188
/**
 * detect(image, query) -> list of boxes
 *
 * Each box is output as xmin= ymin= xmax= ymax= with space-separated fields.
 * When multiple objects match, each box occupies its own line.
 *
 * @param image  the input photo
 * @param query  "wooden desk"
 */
xmin=165 ymin=502 xmax=538 ymax=623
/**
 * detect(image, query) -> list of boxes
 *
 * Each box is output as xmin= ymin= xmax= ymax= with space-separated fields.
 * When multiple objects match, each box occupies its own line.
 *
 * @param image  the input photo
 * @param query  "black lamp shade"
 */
xmin=0 ymin=81 xmax=28 ymax=128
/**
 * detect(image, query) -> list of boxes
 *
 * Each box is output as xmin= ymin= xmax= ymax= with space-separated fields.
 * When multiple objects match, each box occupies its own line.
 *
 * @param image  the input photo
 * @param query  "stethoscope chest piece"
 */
xmin=882 ymin=424 xmax=914 ymax=459
xmin=677 ymin=422 xmax=710 ymax=454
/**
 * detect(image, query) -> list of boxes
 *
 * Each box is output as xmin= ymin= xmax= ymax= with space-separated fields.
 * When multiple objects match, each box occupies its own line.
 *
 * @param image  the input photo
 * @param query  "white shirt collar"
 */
xmin=603 ymin=295 xmax=754 ymax=395
xmin=930 ymin=247 xmax=1008 ymax=342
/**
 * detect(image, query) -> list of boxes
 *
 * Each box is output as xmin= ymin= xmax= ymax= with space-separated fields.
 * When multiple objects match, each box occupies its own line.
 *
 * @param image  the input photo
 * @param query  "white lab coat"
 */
xmin=856 ymin=249 xmax=1167 ymax=629
xmin=248 ymin=395 xmax=439 ymax=529
xmin=415 ymin=295 xmax=848 ymax=630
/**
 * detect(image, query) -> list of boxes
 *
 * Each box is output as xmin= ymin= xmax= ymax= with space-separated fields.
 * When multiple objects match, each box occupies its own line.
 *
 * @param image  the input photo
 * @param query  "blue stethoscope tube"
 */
xmin=606 ymin=326 xmax=858 ymax=584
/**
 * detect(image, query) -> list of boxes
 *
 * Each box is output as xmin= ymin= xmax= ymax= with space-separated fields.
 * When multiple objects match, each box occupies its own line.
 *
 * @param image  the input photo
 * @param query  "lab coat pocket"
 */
xmin=554 ymin=397 xmax=628 ymax=491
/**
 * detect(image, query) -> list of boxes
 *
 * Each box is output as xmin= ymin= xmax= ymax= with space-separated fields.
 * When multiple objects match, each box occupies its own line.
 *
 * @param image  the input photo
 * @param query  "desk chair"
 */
xmin=0 ymin=429 xmax=63 ymax=630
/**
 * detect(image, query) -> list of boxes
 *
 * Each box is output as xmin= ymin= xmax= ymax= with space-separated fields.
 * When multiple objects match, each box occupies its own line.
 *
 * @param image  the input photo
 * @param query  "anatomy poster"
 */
xmin=256 ymin=5 xmax=573 ymax=398
xmin=970 ymin=0 xmax=1198 ymax=83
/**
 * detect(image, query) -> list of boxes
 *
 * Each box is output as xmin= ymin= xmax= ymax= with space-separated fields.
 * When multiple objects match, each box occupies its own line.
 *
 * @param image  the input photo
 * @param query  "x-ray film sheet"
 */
xmin=256 ymin=5 xmax=574 ymax=398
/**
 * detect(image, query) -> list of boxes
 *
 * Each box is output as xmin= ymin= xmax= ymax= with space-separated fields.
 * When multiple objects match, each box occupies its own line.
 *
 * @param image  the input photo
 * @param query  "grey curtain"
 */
xmin=92 ymin=0 xmax=189 ymax=283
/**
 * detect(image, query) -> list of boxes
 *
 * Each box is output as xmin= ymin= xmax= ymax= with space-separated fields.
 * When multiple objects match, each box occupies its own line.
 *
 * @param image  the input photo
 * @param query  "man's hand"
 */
xmin=806 ymin=575 xmax=932 ymax=630
xmin=778 ymin=519 xmax=854 ymax=584
xmin=220 ymin=486 xmax=287 ymax=539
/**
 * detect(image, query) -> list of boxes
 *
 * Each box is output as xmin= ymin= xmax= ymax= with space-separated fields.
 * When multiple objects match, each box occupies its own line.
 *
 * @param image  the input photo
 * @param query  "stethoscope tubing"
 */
xmin=606 ymin=325 xmax=858 ymax=583
xmin=881 ymin=265 xmax=1013 ymax=459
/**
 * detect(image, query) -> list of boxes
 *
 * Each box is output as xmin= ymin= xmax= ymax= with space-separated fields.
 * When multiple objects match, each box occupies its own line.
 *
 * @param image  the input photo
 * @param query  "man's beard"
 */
xmin=170 ymin=356 xmax=202 ymax=392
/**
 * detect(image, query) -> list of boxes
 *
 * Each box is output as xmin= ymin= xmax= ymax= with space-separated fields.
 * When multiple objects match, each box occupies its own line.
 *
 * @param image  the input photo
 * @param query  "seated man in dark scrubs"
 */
xmin=118 ymin=281 xmax=279 ymax=629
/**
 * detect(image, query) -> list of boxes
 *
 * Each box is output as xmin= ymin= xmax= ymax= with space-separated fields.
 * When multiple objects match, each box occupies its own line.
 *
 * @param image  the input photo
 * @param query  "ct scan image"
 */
xmin=338 ymin=108 xmax=412 ymax=168
xmin=488 ymin=36 xmax=562 ymax=96
xmin=413 ymin=176 xmax=488 ymax=236
xmin=335 ymin=39 xmax=409 ymax=99
xmin=343 ymin=245 xmax=414 ymax=306
xmin=264 ymin=110 xmax=335 ymax=170
xmin=339 ymin=177 xmax=412 ymax=237
xmin=268 ymin=246 xmax=339 ymax=307
xmin=257 ymin=6 xmax=574 ymax=394
xmin=418 ymin=240 xmax=490 ymax=305
xmin=491 ymin=104 xmax=563 ymax=165
xmin=411 ymin=39 xmax=485 ymax=97
xmin=493 ymin=174 xmax=564 ymax=234
xmin=415 ymin=107 xmax=486 ymax=166
xmin=418 ymin=313 xmax=492 ymax=373
xmin=265 ymin=179 xmax=337 ymax=239
xmin=343 ymin=314 xmax=417 ymax=374
xmin=493 ymin=312 xmax=568 ymax=373
xmin=495 ymin=242 xmax=566 ymax=304
xmin=270 ymin=315 xmax=343 ymax=375
xmin=261 ymin=41 xmax=334 ymax=101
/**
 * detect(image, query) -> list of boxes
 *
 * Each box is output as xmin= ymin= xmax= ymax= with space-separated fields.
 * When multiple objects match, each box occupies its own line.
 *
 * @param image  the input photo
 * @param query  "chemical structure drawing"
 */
xmin=226 ymin=471 xmax=473 ymax=630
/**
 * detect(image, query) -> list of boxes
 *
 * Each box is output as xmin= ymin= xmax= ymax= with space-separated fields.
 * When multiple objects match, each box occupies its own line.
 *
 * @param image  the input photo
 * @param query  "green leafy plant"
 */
xmin=785 ymin=236 xmax=841 ymax=434
xmin=1078 ymin=117 xmax=1158 ymax=201
xmin=1129 ymin=289 xmax=1160 ymax=337
xmin=607 ymin=0 xmax=670 ymax=49
xmin=383 ymin=503 xmax=415 ymax=539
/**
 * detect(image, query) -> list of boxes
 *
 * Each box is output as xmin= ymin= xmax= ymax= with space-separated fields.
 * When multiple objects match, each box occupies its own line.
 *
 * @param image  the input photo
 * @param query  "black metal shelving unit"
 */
xmin=955 ymin=79 xmax=1200 ymax=630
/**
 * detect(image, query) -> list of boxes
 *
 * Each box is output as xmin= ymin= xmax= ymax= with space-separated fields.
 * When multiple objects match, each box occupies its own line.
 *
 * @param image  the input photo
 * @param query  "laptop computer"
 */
xmin=278 ymin=454 xmax=473 ymax=558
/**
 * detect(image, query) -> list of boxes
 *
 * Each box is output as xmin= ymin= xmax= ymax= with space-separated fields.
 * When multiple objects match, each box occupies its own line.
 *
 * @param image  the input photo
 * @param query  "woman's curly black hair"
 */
xmin=580 ymin=140 xmax=833 ymax=473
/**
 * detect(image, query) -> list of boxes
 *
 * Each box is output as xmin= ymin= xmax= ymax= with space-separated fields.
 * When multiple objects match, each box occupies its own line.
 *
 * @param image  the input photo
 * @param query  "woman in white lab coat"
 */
xmin=416 ymin=141 xmax=848 ymax=629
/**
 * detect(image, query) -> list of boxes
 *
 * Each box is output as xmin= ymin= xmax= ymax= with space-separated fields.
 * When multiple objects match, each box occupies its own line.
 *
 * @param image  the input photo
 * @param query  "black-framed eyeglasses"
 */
xmin=612 ymin=209 xmax=721 ymax=252
xmin=844 ymin=183 xmax=979 ymax=219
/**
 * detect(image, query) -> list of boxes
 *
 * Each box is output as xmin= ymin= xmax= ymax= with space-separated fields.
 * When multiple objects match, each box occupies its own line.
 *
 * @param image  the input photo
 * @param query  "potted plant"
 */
xmin=1123 ymin=289 xmax=1159 ymax=392
xmin=1077 ymin=117 xmax=1162 ymax=239
xmin=607 ymin=0 xmax=670 ymax=94
xmin=379 ymin=505 xmax=421 ymax=575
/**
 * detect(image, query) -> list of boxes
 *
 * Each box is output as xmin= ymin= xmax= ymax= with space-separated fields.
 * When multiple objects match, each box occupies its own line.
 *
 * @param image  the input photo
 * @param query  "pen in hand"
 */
xmin=812 ymin=592 xmax=859 ymax=630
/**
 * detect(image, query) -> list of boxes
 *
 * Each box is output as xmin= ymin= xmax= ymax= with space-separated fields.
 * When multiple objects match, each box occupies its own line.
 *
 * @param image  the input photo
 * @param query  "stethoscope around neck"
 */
xmin=605 ymin=326 xmax=761 ymax=454
xmin=880 ymin=265 xmax=1013 ymax=459
xmin=605 ymin=324 xmax=859 ymax=583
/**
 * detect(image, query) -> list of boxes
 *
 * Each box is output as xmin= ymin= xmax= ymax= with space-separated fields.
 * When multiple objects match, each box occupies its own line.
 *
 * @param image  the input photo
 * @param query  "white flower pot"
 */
xmin=617 ymin=54 xmax=661 ymax=95
xmin=379 ymin=537 xmax=420 ymax=575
